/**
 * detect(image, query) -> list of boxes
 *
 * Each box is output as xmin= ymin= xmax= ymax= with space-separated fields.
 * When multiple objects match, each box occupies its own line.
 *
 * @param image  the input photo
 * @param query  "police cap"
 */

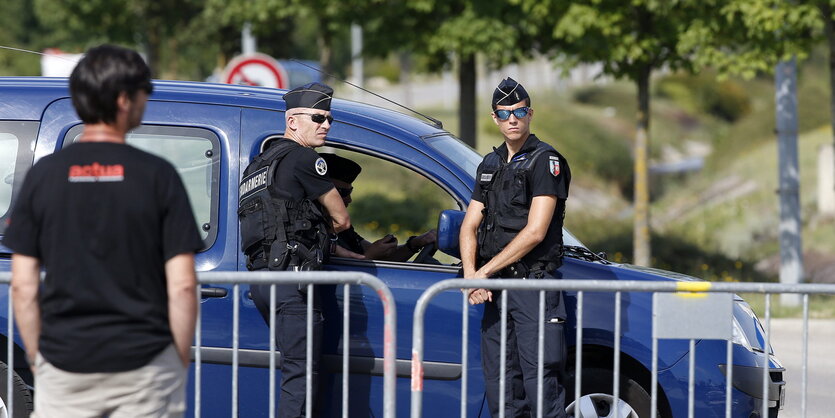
xmin=492 ymin=77 xmax=529 ymax=107
xmin=320 ymin=153 xmax=361 ymax=183
xmin=284 ymin=82 xmax=334 ymax=111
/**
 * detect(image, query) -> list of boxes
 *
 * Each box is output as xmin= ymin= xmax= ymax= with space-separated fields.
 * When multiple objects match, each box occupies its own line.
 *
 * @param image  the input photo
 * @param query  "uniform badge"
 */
xmin=480 ymin=173 xmax=493 ymax=182
xmin=549 ymin=156 xmax=560 ymax=176
xmin=315 ymin=157 xmax=328 ymax=176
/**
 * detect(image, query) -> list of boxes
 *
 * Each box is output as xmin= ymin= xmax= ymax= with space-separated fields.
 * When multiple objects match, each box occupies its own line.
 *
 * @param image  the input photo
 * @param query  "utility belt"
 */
xmin=497 ymin=259 xmax=561 ymax=279
xmin=246 ymin=238 xmax=324 ymax=272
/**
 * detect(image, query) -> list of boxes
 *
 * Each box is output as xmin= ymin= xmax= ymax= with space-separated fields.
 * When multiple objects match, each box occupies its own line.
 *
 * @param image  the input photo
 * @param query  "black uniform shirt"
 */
xmin=471 ymin=134 xmax=571 ymax=264
xmin=270 ymin=139 xmax=334 ymax=201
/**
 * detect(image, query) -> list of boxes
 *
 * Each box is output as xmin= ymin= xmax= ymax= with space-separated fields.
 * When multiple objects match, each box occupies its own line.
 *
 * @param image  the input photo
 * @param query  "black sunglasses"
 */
xmin=336 ymin=186 xmax=353 ymax=198
xmin=494 ymin=107 xmax=530 ymax=121
xmin=294 ymin=112 xmax=334 ymax=124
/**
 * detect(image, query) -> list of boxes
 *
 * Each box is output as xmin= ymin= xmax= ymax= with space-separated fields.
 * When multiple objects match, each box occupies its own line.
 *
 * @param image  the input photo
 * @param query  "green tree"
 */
xmin=33 ymin=0 xmax=204 ymax=78
xmin=0 ymin=0 xmax=48 ymax=75
xmin=362 ymin=0 xmax=539 ymax=147
xmin=204 ymin=0 xmax=370 ymax=75
xmin=520 ymin=0 xmax=818 ymax=266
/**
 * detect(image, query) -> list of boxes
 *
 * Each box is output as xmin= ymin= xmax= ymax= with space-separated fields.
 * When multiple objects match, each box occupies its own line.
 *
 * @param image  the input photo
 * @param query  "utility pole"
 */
xmin=242 ymin=22 xmax=256 ymax=55
xmin=775 ymin=58 xmax=803 ymax=307
xmin=351 ymin=24 xmax=364 ymax=101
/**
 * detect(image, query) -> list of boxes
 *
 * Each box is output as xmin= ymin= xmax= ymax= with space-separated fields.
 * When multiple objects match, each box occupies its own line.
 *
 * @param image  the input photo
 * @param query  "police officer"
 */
xmin=239 ymin=82 xmax=350 ymax=417
xmin=319 ymin=153 xmax=437 ymax=261
xmin=460 ymin=77 xmax=571 ymax=418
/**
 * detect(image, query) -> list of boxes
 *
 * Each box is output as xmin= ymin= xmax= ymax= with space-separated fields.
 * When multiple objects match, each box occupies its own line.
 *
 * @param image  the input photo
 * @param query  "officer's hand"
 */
xmin=416 ymin=229 xmax=437 ymax=247
xmin=468 ymin=288 xmax=493 ymax=305
xmin=333 ymin=245 xmax=366 ymax=260
xmin=364 ymin=235 xmax=398 ymax=260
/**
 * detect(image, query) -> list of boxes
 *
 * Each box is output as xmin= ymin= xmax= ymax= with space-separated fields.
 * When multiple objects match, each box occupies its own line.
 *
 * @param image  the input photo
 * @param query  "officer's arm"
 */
xmin=318 ymin=188 xmax=351 ymax=233
xmin=11 ymin=253 xmax=41 ymax=366
xmin=460 ymin=199 xmax=484 ymax=278
xmin=475 ymin=195 xmax=557 ymax=278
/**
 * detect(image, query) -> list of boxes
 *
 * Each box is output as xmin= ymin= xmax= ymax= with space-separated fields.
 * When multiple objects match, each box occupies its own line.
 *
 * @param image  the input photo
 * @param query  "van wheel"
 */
xmin=566 ymin=367 xmax=657 ymax=418
xmin=0 ymin=361 xmax=33 ymax=417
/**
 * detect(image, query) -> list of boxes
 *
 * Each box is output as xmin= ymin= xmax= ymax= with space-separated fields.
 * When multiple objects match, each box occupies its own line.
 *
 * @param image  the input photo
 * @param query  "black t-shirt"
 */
xmin=3 ymin=142 xmax=203 ymax=373
xmin=270 ymin=140 xmax=334 ymax=201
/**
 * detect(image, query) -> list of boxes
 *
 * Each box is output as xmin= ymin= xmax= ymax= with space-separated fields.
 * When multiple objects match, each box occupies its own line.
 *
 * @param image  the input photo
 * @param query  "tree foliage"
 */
xmin=516 ymin=0 xmax=820 ymax=266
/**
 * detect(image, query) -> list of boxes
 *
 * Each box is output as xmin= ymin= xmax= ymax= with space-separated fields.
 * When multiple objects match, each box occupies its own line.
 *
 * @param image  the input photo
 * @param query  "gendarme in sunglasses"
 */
xmin=493 ymin=106 xmax=531 ymax=121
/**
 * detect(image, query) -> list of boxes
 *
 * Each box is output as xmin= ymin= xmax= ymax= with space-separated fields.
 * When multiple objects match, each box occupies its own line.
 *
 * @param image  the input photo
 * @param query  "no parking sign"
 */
xmin=222 ymin=53 xmax=289 ymax=89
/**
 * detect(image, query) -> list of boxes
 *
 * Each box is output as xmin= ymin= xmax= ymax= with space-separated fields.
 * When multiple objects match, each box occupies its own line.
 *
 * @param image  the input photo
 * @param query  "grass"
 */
xmin=740 ymin=293 xmax=835 ymax=319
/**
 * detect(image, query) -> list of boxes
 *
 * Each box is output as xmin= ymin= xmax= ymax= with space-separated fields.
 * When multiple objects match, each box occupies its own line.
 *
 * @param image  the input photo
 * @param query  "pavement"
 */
xmin=769 ymin=318 xmax=835 ymax=418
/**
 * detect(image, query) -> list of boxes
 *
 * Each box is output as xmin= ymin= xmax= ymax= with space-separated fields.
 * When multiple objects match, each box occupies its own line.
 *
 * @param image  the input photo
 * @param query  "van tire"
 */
xmin=0 ymin=361 xmax=33 ymax=417
xmin=566 ymin=367 xmax=659 ymax=418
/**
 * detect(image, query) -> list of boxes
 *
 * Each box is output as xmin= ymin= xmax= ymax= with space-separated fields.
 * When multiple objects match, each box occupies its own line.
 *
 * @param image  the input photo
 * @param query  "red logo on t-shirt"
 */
xmin=68 ymin=163 xmax=125 ymax=182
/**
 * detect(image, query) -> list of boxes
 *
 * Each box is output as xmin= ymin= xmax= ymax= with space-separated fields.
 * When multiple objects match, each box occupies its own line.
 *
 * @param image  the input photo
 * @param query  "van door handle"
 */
xmin=201 ymin=287 xmax=228 ymax=298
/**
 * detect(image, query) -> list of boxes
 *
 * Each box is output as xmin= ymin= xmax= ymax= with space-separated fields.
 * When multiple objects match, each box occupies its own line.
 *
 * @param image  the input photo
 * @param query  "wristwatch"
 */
xmin=406 ymin=235 xmax=421 ymax=252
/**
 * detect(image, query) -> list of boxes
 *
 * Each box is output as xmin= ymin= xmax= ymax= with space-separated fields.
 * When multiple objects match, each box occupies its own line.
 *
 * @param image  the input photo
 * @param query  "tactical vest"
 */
xmin=476 ymin=141 xmax=565 ymax=270
xmin=238 ymin=140 xmax=330 ymax=271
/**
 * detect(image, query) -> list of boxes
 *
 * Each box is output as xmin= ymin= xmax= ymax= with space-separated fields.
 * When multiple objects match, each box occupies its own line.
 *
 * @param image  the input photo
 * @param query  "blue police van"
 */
xmin=0 ymin=78 xmax=784 ymax=417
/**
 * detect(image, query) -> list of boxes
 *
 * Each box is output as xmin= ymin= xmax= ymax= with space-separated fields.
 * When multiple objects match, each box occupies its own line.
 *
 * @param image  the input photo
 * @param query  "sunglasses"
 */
xmin=336 ymin=186 xmax=353 ymax=198
xmin=494 ymin=107 xmax=530 ymax=121
xmin=294 ymin=112 xmax=334 ymax=124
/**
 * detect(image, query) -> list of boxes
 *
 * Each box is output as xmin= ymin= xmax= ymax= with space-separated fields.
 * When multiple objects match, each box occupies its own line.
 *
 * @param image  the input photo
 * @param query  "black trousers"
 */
xmin=251 ymin=283 xmax=323 ymax=418
xmin=481 ymin=274 xmax=567 ymax=418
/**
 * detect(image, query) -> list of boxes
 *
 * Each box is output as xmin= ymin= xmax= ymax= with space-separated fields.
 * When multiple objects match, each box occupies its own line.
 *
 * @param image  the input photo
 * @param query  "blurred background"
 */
xmin=4 ymin=0 xmax=835 ymax=306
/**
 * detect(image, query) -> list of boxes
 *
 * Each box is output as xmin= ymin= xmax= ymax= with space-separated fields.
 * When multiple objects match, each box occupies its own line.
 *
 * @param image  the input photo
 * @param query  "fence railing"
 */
xmin=411 ymin=279 xmax=835 ymax=418
xmin=0 ymin=270 xmax=397 ymax=418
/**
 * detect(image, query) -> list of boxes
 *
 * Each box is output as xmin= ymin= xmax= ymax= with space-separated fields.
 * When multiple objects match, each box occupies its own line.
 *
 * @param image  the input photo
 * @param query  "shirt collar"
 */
xmin=494 ymin=134 xmax=540 ymax=161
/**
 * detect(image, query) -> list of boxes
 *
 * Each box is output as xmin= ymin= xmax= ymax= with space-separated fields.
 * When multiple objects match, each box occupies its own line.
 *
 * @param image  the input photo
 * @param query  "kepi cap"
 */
xmin=320 ymin=153 xmax=361 ymax=183
xmin=492 ymin=77 xmax=529 ymax=107
xmin=284 ymin=82 xmax=334 ymax=111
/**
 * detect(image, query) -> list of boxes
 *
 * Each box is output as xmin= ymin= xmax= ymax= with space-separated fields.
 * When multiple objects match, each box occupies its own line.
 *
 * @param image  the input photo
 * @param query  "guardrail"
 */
xmin=410 ymin=279 xmax=835 ymax=418
xmin=0 ymin=270 xmax=397 ymax=418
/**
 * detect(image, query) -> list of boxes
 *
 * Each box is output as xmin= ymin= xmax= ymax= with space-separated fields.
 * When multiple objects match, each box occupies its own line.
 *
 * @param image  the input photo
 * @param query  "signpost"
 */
xmin=222 ymin=53 xmax=288 ymax=89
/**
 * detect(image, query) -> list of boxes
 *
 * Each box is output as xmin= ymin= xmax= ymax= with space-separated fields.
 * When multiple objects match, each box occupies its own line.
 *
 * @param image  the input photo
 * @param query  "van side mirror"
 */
xmin=437 ymin=209 xmax=465 ymax=259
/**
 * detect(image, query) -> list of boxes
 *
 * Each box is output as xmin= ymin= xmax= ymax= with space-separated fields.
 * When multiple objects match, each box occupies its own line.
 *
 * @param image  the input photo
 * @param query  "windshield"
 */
xmin=423 ymin=134 xmax=481 ymax=178
xmin=424 ymin=133 xmax=590 ymax=251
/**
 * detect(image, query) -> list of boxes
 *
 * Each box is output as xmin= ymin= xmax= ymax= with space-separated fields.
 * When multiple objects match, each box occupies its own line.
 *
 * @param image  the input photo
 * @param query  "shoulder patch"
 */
xmin=315 ymin=157 xmax=328 ymax=176
xmin=548 ymin=155 xmax=560 ymax=176
xmin=480 ymin=173 xmax=493 ymax=182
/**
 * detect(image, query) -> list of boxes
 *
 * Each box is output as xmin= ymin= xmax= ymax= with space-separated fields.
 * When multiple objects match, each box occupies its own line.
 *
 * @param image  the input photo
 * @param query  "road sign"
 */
xmin=222 ymin=53 xmax=288 ymax=89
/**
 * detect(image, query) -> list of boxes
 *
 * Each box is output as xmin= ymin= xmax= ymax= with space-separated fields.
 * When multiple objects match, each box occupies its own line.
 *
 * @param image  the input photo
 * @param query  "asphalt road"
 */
xmin=768 ymin=319 xmax=835 ymax=418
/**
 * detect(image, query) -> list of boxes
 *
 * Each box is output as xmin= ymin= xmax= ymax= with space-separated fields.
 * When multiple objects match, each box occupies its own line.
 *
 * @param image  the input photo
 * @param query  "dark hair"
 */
xmin=491 ymin=97 xmax=530 ymax=111
xmin=69 ymin=44 xmax=153 ymax=124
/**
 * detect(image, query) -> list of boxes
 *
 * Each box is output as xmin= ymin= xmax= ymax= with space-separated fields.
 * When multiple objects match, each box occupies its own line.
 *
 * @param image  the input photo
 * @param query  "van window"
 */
xmin=0 ymin=122 xmax=38 ymax=235
xmin=66 ymin=125 xmax=220 ymax=249
xmin=320 ymin=148 xmax=460 ymax=265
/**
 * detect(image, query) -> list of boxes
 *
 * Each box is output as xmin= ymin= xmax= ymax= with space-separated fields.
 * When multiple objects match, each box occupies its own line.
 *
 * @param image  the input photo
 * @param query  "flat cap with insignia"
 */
xmin=320 ymin=153 xmax=361 ymax=183
xmin=284 ymin=82 xmax=334 ymax=111
xmin=492 ymin=77 xmax=529 ymax=107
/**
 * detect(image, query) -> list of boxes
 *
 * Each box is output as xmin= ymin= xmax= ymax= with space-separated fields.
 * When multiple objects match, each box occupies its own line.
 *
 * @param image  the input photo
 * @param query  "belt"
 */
xmin=499 ymin=260 xmax=557 ymax=279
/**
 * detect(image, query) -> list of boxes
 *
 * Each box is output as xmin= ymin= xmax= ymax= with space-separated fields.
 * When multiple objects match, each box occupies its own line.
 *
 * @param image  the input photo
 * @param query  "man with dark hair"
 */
xmin=5 ymin=44 xmax=202 ymax=417
xmin=319 ymin=153 xmax=436 ymax=261
xmin=460 ymin=77 xmax=571 ymax=417
xmin=240 ymin=82 xmax=350 ymax=417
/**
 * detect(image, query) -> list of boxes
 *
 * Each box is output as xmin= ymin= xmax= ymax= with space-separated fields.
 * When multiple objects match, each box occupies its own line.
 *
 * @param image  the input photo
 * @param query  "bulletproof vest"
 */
xmin=238 ymin=140 xmax=330 ymax=271
xmin=476 ymin=142 xmax=565 ymax=268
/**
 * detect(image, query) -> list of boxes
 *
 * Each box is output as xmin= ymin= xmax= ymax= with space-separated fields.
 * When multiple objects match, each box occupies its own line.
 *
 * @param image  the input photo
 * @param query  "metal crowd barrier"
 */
xmin=0 ymin=270 xmax=397 ymax=418
xmin=410 ymin=279 xmax=835 ymax=418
